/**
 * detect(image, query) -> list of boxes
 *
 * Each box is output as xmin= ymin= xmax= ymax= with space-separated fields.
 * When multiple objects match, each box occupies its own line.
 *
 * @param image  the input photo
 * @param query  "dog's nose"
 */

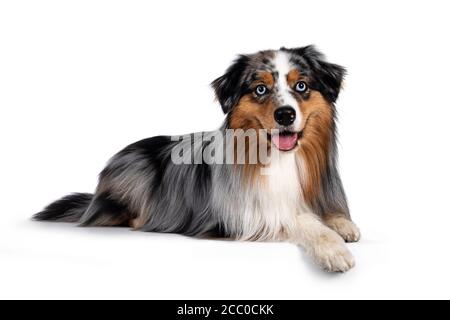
xmin=274 ymin=106 xmax=296 ymax=126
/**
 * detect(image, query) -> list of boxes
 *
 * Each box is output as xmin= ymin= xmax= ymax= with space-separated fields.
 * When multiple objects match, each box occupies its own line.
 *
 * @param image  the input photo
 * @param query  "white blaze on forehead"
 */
xmin=272 ymin=51 xmax=302 ymax=130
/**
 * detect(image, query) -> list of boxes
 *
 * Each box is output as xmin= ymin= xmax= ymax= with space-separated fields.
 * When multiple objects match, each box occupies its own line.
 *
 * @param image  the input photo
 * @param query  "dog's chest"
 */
xmin=263 ymin=152 xmax=302 ymax=209
xmin=239 ymin=152 xmax=306 ymax=240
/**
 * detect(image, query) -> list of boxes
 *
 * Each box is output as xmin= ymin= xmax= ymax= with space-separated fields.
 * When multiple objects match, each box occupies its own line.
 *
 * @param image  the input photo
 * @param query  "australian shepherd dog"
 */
xmin=34 ymin=46 xmax=360 ymax=272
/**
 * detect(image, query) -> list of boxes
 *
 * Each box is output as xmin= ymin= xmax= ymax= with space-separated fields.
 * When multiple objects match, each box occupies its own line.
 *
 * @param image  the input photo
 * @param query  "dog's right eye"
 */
xmin=255 ymin=85 xmax=268 ymax=96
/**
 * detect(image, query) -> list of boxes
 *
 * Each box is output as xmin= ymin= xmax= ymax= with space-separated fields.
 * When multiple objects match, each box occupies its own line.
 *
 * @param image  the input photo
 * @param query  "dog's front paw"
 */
xmin=325 ymin=216 xmax=361 ymax=243
xmin=311 ymin=233 xmax=355 ymax=273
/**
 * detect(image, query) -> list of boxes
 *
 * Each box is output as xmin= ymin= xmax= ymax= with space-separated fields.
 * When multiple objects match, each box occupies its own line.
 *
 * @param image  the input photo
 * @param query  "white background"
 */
xmin=1 ymin=0 xmax=449 ymax=300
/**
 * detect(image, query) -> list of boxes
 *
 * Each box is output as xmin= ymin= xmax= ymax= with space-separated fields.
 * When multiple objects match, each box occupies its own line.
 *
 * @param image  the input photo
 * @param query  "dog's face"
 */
xmin=212 ymin=46 xmax=345 ymax=152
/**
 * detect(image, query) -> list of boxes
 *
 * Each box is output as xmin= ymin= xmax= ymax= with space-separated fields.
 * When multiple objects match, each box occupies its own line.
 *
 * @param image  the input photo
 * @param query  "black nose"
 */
xmin=274 ymin=106 xmax=296 ymax=126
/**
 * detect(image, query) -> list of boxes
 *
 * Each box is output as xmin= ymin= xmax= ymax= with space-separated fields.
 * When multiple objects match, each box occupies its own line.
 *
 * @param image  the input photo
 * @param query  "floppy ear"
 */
xmin=211 ymin=55 xmax=250 ymax=114
xmin=292 ymin=45 xmax=346 ymax=103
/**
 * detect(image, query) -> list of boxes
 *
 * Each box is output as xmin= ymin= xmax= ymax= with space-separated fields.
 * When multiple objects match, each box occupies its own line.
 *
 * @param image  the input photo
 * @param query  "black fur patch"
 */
xmin=33 ymin=193 xmax=93 ymax=222
xmin=103 ymin=135 xmax=174 ymax=187
xmin=80 ymin=192 xmax=131 ymax=226
xmin=211 ymin=55 xmax=251 ymax=114
xmin=282 ymin=45 xmax=346 ymax=103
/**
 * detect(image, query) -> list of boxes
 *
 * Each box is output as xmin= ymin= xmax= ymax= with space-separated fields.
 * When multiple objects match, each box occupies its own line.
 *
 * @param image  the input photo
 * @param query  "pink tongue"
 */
xmin=272 ymin=133 xmax=298 ymax=151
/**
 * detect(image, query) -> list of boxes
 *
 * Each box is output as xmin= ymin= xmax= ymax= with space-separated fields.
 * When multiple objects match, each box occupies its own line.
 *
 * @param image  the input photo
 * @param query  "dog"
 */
xmin=34 ymin=45 xmax=360 ymax=272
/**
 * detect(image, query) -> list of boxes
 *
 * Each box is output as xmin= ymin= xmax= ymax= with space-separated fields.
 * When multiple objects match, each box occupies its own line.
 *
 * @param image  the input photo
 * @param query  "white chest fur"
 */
xmin=236 ymin=152 xmax=307 ymax=241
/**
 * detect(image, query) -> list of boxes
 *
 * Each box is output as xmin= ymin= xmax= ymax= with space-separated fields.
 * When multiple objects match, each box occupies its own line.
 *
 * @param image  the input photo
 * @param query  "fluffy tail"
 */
xmin=33 ymin=193 xmax=93 ymax=223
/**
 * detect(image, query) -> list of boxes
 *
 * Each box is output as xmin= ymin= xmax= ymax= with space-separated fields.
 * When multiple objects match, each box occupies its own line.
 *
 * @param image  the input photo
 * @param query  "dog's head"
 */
xmin=212 ymin=46 xmax=345 ymax=152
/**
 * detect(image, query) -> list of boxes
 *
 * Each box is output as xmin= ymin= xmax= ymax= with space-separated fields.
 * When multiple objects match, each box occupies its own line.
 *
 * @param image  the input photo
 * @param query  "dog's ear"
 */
xmin=290 ymin=45 xmax=346 ymax=103
xmin=211 ymin=55 xmax=250 ymax=114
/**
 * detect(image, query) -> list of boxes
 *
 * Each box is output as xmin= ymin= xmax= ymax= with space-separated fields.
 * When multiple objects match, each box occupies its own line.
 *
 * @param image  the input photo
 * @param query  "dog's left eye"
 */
xmin=255 ymin=85 xmax=268 ymax=96
xmin=295 ymin=81 xmax=308 ymax=93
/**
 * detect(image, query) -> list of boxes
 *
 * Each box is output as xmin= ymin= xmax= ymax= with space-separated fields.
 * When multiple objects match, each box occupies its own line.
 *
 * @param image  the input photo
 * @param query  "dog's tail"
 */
xmin=33 ymin=193 xmax=93 ymax=223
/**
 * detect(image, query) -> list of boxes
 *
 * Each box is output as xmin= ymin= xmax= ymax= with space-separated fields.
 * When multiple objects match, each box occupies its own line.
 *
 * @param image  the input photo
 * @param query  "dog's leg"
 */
xmin=322 ymin=213 xmax=361 ymax=243
xmin=292 ymin=212 xmax=355 ymax=272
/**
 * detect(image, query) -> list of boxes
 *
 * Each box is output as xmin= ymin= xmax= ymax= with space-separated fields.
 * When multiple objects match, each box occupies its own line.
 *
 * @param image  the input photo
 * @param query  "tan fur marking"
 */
xmin=297 ymin=91 xmax=334 ymax=205
xmin=256 ymin=71 xmax=275 ymax=88
xmin=287 ymin=69 xmax=305 ymax=87
xmin=229 ymin=93 xmax=277 ymax=181
xmin=229 ymin=95 xmax=277 ymax=131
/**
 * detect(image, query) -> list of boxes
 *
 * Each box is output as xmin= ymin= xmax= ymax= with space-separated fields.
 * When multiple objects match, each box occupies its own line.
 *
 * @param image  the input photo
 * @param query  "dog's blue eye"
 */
xmin=255 ymin=85 xmax=268 ymax=96
xmin=295 ymin=81 xmax=308 ymax=93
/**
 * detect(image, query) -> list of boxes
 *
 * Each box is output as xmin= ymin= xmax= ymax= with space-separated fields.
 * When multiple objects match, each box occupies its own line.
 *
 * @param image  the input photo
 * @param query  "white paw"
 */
xmin=326 ymin=217 xmax=361 ymax=243
xmin=311 ymin=234 xmax=355 ymax=273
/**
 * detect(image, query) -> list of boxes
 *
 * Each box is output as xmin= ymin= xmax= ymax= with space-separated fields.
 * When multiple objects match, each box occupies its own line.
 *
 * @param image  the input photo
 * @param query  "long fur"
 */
xmin=34 ymin=45 xmax=359 ymax=271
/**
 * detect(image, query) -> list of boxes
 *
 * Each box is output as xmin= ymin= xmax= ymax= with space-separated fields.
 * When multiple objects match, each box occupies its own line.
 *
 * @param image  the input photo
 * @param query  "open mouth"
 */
xmin=269 ymin=130 xmax=303 ymax=152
